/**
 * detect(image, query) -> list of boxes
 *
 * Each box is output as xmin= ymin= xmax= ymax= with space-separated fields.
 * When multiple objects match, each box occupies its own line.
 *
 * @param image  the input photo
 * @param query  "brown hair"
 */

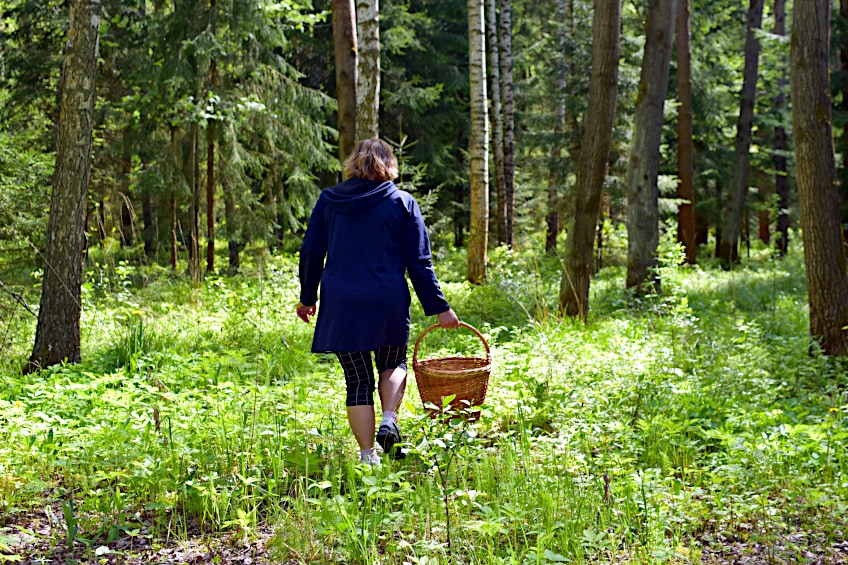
xmin=343 ymin=139 xmax=399 ymax=181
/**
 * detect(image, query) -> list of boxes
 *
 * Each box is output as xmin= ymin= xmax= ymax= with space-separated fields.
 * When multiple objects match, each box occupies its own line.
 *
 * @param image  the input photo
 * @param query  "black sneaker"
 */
xmin=376 ymin=421 xmax=406 ymax=460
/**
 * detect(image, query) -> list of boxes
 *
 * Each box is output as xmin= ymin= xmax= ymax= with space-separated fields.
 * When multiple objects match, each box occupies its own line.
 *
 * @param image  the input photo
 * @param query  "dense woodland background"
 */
xmin=0 ymin=0 xmax=829 ymax=282
xmin=1 ymin=0 xmax=848 ymax=563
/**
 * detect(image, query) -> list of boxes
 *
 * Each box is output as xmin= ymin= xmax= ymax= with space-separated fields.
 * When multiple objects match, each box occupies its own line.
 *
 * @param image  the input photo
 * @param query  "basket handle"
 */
xmin=412 ymin=321 xmax=491 ymax=365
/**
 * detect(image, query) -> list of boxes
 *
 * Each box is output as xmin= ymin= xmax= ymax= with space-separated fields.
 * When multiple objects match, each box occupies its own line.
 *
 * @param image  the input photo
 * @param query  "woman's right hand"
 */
xmin=296 ymin=302 xmax=316 ymax=323
xmin=437 ymin=308 xmax=460 ymax=329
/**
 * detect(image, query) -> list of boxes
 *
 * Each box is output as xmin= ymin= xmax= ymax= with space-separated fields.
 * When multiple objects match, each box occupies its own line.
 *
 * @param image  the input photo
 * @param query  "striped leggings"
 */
xmin=335 ymin=346 xmax=408 ymax=406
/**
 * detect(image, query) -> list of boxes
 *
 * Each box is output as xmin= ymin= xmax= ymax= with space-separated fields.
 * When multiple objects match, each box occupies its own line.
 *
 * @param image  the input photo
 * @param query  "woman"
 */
xmin=296 ymin=139 xmax=459 ymax=464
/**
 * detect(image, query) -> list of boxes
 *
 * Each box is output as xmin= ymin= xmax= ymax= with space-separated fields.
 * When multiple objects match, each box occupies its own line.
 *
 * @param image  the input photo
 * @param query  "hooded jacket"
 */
xmin=299 ymin=177 xmax=450 ymax=352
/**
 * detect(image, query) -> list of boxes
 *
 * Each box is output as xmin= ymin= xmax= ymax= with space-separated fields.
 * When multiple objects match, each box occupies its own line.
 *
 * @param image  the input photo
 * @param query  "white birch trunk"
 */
xmin=467 ymin=0 xmax=489 ymax=284
xmin=356 ymin=0 xmax=380 ymax=140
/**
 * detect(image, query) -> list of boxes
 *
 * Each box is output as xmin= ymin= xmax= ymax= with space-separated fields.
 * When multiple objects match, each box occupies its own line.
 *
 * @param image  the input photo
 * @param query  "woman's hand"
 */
xmin=437 ymin=308 xmax=460 ymax=329
xmin=296 ymin=302 xmax=316 ymax=323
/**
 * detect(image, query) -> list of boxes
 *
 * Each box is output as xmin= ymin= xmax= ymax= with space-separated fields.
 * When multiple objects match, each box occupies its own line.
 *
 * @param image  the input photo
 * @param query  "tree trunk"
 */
xmin=28 ymin=0 xmax=102 ymax=371
xmin=791 ymin=0 xmax=848 ymax=356
xmin=718 ymin=0 xmax=764 ymax=264
xmin=120 ymin=155 xmax=134 ymax=247
xmin=169 ymin=127 xmax=178 ymax=270
xmin=97 ymin=198 xmax=106 ymax=243
xmin=333 ymin=0 xmax=358 ymax=165
xmin=498 ymin=0 xmax=515 ymax=246
xmin=142 ymin=191 xmax=154 ymax=259
xmin=170 ymin=192 xmax=177 ymax=269
xmin=838 ymin=0 xmax=848 ymax=245
xmin=356 ymin=0 xmax=380 ymax=140
xmin=206 ymin=118 xmax=215 ymax=274
xmin=775 ymin=0 xmax=789 ymax=257
xmin=756 ymin=159 xmax=770 ymax=244
xmin=625 ymin=0 xmax=677 ymax=292
xmin=560 ymin=0 xmax=620 ymax=319
xmin=222 ymin=174 xmax=240 ymax=270
xmin=190 ymin=123 xmax=200 ymax=282
xmin=467 ymin=0 xmax=489 ymax=284
xmin=676 ymin=0 xmax=696 ymax=265
xmin=487 ymin=0 xmax=506 ymax=245
xmin=547 ymin=0 xmax=567 ymax=253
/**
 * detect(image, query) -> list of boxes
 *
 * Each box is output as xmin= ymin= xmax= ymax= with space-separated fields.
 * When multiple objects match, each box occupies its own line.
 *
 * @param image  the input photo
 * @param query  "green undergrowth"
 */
xmin=0 ymin=245 xmax=846 ymax=564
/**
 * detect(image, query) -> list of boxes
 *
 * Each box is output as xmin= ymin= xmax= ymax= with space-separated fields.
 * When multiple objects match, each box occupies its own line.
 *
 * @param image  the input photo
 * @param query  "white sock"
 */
xmin=359 ymin=447 xmax=377 ymax=463
xmin=380 ymin=410 xmax=397 ymax=426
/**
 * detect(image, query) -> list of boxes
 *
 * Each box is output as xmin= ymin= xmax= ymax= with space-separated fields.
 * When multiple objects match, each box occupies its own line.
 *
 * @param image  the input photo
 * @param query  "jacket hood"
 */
xmin=321 ymin=178 xmax=398 ymax=216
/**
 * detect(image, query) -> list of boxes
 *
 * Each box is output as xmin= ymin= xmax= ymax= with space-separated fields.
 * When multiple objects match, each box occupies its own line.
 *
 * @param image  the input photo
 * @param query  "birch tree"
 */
xmin=28 ymin=0 xmax=102 ymax=371
xmin=356 ymin=0 xmax=380 ymax=140
xmin=467 ymin=0 xmax=490 ymax=284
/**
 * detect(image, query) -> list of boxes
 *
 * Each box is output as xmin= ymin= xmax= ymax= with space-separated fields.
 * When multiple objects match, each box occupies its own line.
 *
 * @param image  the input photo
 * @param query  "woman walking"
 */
xmin=296 ymin=139 xmax=459 ymax=464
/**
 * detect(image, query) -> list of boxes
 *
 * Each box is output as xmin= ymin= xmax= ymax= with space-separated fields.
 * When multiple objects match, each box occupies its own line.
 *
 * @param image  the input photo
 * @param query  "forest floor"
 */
xmin=3 ymin=251 xmax=848 ymax=564
xmin=6 ymin=504 xmax=848 ymax=564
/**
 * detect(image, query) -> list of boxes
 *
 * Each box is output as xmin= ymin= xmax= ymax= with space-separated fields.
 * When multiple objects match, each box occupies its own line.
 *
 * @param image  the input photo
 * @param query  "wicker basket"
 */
xmin=412 ymin=321 xmax=492 ymax=419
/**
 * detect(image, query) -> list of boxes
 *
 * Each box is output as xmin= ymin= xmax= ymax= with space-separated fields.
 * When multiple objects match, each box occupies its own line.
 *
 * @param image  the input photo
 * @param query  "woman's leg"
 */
xmin=378 ymin=366 xmax=407 ymax=414
xmin=375 ymin=345 xmax=408 ymax=414
xmin=375 ymin=346 xmax=408 ymax=459
xmin=336 ymin=352 xmax=377 ymax=451
xmin=346 ymin=405 xmax=375 ymax=450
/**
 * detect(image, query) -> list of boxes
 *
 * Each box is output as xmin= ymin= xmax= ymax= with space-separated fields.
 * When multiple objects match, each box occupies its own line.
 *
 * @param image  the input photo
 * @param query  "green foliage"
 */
xmin=0 ymin=102 xmax=53 ymax=263
xmin=1 ymin=248 xmax=846 ymax=562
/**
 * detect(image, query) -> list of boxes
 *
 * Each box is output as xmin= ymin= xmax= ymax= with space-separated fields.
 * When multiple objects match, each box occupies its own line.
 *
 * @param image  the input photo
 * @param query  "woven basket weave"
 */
xmin=412 ymin=322 xmax=492 ymax=419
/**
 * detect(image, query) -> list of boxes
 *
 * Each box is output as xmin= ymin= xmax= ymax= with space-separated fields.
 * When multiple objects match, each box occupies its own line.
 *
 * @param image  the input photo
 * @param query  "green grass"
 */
xmin=0 ymin=245 xmax=846 ymax=563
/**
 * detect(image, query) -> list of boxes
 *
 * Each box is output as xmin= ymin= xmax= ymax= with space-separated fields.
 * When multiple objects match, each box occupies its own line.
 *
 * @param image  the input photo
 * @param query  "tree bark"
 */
xmin=170 ymin=192 xmax=177 ymax=269
xmin=547 ymin=0 xmax=567 ymax=253
xmin=676 ymin=0 xmax=696 ymax=265
xmin=718 ymin=0 xmax=764 ymax=264
xmin=356 ymin=0 xmax=380 ymax=140
xmin=189 ymin=123 xmax=200 ymax=282
xmin=774 ymin=0 xmax=789 ymax=256
xmin=791 ymin=0 xmax=848 ymax=356
xmin=560 ymin=0 xmax=620 ymax=319
xmin=487 ymin=0 xmax=506 ymax=245
xmin=838 ymin=0 xmax=848 ymax=245
xmin=498 ymin=0 xmax=515 ymax=246
xmin=206 ymin=118 xmax=215 ymax=274
xmin=757 ymin=163 xmax=770 ymax=244
xmin=206 ymin=5 xmax=218 ymax=273
xmin=28 ymin=0 xmax=102 ymax=371
xmin=467 ymin=0 xmax=489 ymax=284
xmin=222 ymin=173 xmax=240 ymax=270
xmin=169 ymin=127 xmax=178 ymax=270
xmin=142 ymin=191 xmax=154 ymax=259
xmin=333 ymin=0 xmax=358 ymax=166
xmin=625 ymin=0 xmax=678 ymax=292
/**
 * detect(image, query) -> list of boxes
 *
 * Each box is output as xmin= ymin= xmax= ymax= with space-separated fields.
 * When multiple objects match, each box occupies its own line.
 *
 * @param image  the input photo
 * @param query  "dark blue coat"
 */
xmin=299 ymin=178 xmax=451 ymax=353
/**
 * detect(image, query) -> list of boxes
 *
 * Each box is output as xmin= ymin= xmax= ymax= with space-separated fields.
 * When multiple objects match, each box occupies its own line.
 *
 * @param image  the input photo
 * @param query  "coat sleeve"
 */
xmin=299 ymin=198 xmax=328 ymax=306
xmin=401 ymin=197 xmax=451 ymax=316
